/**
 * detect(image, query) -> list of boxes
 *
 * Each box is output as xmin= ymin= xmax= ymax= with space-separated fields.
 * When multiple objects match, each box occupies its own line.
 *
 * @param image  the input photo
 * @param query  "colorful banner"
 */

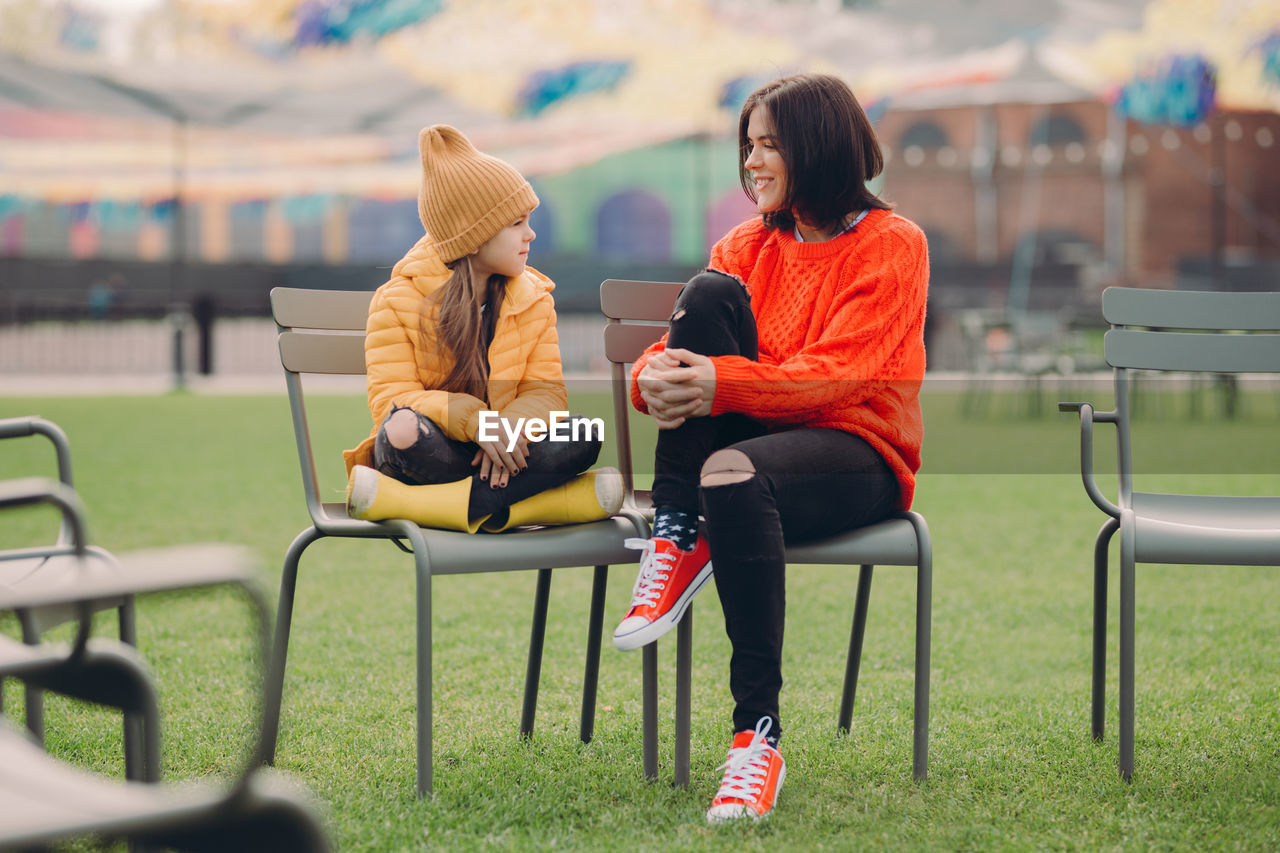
xmin=1113 ymin=54 xmax=1217 ymax=126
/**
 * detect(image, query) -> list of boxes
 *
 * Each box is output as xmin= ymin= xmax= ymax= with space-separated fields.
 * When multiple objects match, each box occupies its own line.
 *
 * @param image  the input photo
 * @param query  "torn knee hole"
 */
xmin=701 ymin=469 xmax=754 ymax=487
xmin=671 ymin=308 xmax=686 ymax=321
xmin=700 ymin=449 xmax=755 ymax=487
xmin=385 ymin=409 xmax=426 ymax=450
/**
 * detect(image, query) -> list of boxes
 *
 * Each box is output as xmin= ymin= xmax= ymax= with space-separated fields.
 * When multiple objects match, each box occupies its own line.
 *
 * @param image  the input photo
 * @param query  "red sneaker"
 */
xmin=611 ymin=536 xmax=712 ymax=651
xmin=706 ymin=717 xmax=786 ymax=823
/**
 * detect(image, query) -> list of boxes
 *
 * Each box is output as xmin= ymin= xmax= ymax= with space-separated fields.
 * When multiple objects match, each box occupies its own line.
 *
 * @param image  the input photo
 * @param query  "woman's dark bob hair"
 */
xmin=738 ymin=73 xmax=890 ymax=234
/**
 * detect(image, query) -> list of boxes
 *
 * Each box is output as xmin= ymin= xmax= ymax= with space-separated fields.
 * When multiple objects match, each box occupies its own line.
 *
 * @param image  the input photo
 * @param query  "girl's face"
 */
xmin=471 ymin=208 xmax=536 ymax=280
xmin=744 ymin=106 xmax=788 ymax=214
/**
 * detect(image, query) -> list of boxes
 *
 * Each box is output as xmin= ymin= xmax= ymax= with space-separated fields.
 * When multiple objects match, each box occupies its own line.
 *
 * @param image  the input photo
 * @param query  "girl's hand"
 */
xmin=637 ymin=347 xmax=715 ymax=429
xmin=471 ymin=426 xmax=529 ymax=489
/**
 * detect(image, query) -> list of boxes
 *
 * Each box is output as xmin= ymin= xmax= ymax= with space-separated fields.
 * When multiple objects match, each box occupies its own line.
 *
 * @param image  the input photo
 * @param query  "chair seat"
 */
xmin=313 ymin=503 xmax=640 ymax=573
xmin=787 ymin=516 xmax=923 ymax=567
xmin=0 ymin=549 xmax=127 ymax=634
xmin=614 ymin=491 xmax=920 ymax=567
xmin=0 ymin=544 xmax=257 ymax=612
xmin=1130 ymin=492 xmax=1280 ymax=566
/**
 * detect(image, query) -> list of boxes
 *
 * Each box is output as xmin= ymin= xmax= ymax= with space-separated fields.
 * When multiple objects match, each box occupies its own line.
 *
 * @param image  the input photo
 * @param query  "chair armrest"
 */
xmin=616 ymin=506 xmax=651 ymax=540
xmin=1057 ymin=402 xmax=1120 ymax=518
xmin=0 ymin=635 xmax=158 ymax=719
xmin=0 ymin=477 xmax=89 ymax=555
xmin=0 ymin=417 xmax=74 ymax=487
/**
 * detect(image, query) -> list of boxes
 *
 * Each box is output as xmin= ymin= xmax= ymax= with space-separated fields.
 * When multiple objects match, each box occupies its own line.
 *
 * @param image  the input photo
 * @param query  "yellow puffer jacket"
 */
xmin=343 ymin=234 xmax=567 ymax=474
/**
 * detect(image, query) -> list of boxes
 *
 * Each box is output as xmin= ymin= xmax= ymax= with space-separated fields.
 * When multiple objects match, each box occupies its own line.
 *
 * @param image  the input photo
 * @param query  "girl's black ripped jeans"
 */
xmin=373 ymin=406 xmax=602 ymax=519
xmin=650 ymin=269 xmax=900 ymax=741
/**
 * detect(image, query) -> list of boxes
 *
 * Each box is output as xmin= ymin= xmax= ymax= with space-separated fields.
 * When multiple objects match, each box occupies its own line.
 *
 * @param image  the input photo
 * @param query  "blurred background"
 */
xmin=0 ymin=0 xmax=1277 ymax=387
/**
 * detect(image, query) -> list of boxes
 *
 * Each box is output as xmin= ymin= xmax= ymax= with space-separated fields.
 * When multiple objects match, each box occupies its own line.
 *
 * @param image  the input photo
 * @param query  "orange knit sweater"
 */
xmin=630 ymin=209 xmax=929 ymax=509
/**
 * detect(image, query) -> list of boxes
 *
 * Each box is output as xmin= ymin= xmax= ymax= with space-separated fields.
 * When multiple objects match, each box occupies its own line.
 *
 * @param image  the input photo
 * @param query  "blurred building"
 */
xmin=879 ymin=99 xmax=1280 ymax=303
xmin=1 ymin=0 xmax=1278 ymax=326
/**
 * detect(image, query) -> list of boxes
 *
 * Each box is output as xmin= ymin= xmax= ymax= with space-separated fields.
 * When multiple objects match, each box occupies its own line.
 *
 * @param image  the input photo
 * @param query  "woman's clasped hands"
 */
xmin=636 ymin=347 xmax=716 ymax=430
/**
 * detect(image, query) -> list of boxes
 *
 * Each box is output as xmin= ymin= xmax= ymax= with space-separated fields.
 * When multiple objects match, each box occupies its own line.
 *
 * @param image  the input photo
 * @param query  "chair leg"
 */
xmin=1119 ymin=512 xmax=1136 ymax=782
xmin=407 ymin=525 xmax=434 ymax=798
xmin=839 ymin=566 xmax=875 ymax=732
xmin=262 ymin=526 xmax=322 ymax=767
xmin=117 ymin=596 xmax=146 ymax=782
xmin=520 ymin=569 xmax=553 ymax=739
xmin=910 ymin=513 xmax=933 ymax=782
xmin=20 ymin=616 xmax=44 ymax=746
xmin=118 ymin=596 xmax=138 ymax=646
xmin=642 ymin=642 xmax=658 ymax=780
xmin=21 ymin=646 xmax=163 ymax=784
xmin=1093 ymin=518 xmax=1118 ymax=742
xmin=579 ymin=565 xmax=608 ymax=744
xmin=674 ymin=604 xmax=693 ymax=789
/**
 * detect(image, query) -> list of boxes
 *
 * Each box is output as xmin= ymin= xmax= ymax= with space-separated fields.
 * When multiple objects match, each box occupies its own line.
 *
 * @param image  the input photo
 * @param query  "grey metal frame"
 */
xmin=264 ymin=287 xmax=645 ymax=797
xmin=1060 ymin=286 xmax=1280 ymax=781
xmin=0 ymin=476 xmax=330 ymax=852
xmin=600 ymin=278 xmax=932 ymax=784
xmin=0 ymin=416 xmax=143 ymax=778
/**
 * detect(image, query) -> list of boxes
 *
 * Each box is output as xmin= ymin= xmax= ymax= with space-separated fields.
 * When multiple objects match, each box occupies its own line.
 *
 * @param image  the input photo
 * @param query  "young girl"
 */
xmin=611 ymin=75 xmax=929 ymax=821
xmin=344 ymin=124 xmax=621 ymax=533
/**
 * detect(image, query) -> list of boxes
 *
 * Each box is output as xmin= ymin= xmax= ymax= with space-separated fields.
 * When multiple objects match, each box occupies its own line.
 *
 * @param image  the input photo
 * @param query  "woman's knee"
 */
xmin=672 ymin=269 xmax=748 ymax=321
xmin=700 ymin=448 xmax=755 ymax=488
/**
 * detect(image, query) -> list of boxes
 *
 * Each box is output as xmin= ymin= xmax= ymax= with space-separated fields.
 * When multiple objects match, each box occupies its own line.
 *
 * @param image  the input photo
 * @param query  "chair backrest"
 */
xmin=1102 ymin=287 xmax=1280 ymax=374
xmin=1100 ymin=287 xmax=1280 ymax=498
xmin=271 ymin=287 xmax=373 ymax=520
xmin=0 ymin=417 xmax=76 ymax=545
xmin=600 ymin=279 xmax=684 ymax=495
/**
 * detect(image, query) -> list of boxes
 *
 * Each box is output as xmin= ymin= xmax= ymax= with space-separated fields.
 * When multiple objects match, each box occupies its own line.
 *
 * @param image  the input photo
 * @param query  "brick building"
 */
xmin=876 ymin=96 xmax=1280 ymax=293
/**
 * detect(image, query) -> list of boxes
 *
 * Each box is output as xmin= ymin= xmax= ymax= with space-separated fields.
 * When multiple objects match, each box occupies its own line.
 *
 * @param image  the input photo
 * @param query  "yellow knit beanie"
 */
xmin=417 ymin=125 xmax=539 ymax=263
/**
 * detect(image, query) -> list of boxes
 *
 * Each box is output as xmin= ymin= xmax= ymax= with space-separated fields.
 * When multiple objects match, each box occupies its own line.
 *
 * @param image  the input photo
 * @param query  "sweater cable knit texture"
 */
xmin=631 ymin=209 xmax=929 ymax=509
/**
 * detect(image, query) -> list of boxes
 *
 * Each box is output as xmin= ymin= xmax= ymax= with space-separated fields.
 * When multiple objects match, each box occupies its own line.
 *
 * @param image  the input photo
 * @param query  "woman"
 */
xmin=612 ymin=74 xmax=928 ymax=821
xmin=344 ymin=124 xmax=621 ymax=533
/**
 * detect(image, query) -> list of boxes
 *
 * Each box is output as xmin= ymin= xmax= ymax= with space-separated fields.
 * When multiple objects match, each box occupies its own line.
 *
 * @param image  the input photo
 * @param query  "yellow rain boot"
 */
xmin=346 ymin=465 xmax=488 ymax=533
xmin=481 ymin=467 xmax=625 ymax=533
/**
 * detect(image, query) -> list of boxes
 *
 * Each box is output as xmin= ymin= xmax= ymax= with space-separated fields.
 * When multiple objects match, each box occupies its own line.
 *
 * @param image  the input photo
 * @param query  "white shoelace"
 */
xmin=714 ymin=717 xmax=775 ymax=804
xmin=624 ymin=538 xmax=677 ymax=607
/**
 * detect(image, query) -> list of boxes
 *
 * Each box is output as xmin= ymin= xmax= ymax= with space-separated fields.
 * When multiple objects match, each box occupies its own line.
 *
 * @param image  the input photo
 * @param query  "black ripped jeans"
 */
xmin=373 ymin=407 xmax=602 ymax=519
xmin=651 ymin=270 xmax=900 ymax=740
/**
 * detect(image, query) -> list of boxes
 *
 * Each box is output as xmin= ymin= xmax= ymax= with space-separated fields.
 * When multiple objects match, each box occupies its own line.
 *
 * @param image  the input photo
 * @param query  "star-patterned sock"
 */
xmin=652 ymin=505 xmax=698 ymax=551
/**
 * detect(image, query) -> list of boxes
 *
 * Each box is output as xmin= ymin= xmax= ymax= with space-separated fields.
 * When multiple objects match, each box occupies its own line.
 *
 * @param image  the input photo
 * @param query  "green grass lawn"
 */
xmin=1 ymin=388 xmax=1278 ymax=851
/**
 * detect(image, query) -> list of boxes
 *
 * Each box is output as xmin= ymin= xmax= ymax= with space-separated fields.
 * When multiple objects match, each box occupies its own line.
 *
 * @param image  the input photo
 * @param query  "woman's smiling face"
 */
xmin=744 ymin=106 xmax=787 ymax=214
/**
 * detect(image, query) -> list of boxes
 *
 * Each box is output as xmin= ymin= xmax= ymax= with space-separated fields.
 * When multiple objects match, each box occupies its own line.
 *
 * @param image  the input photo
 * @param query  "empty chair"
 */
xmin=0 ymin=416 xmax=143 ymax=777
xmin=1060 ymin=286 xmax=1280 ymax=780
xmin=0 ymin=476 xmax=330 ymax=852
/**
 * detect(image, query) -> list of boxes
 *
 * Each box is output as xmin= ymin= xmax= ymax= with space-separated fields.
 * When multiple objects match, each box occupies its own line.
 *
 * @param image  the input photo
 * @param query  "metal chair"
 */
xmin=0 ymin=477 xmax=330 ymax=852
xmin=0 ymin=416 xmax=144 ymax=778
xmin=600 ymin=278 xmax=933 ymax=785
xmin=1060 ymin=286 xmax=1280 ymax=781
xmin=264 ymin=287 xmax=644 ymax=797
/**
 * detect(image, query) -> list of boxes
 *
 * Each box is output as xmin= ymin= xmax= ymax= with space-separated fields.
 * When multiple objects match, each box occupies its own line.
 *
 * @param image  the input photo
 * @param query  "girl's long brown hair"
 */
xmin=422 ymin=256 xmax=506 ymax=401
